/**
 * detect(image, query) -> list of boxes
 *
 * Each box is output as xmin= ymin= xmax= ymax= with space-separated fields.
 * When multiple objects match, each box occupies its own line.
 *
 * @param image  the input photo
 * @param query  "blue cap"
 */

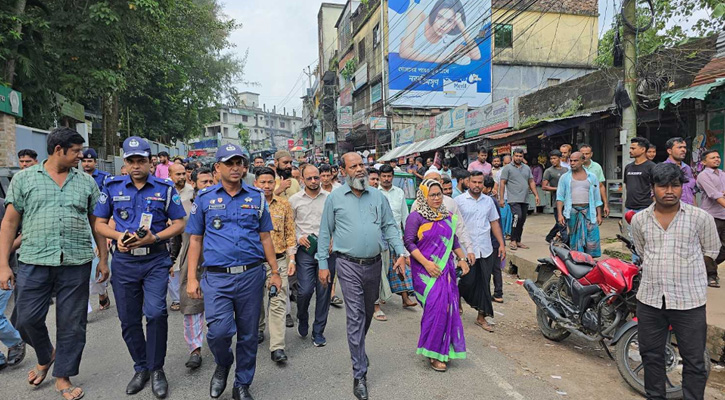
xmin=216 ymin=143 xmax=246 ymax=162
xmin=122 ymin=136 xmax=151 ymax=158
xmin=82 ymin=148 xmax=98 ymax=159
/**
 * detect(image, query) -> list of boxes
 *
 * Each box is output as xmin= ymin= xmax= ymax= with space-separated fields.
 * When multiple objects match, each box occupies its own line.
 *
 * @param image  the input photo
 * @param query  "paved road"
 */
xmin=1 ymin=289 xmax=562 ymax=400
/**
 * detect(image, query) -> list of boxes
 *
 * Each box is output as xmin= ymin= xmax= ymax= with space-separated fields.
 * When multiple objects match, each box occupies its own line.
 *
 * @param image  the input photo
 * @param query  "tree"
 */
xmin=237 ymin=123 xmax=250 ymax=149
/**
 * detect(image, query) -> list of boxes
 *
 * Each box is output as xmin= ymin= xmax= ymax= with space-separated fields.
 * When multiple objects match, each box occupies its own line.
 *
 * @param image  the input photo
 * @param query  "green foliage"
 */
xmin=596 ymin=0 xmax=725 ymax=68
xmin=1 ymin=0 xmax=247 ymax=143
xmin=237 ymin=123 xmax=250 ymax=149
xmin=341 ymin=58 xmax=357 ymax=80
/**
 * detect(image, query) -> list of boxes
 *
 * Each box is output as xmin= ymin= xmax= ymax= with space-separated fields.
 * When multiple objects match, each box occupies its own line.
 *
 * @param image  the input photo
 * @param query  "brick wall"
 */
xmin=0 ymin=114 xmax=17 ymax=167
xmin=493 ymin=0 xmax=598 ymax=16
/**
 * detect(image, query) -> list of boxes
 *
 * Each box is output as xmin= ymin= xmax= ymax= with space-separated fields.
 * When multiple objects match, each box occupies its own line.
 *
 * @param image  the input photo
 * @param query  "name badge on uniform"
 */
xmin=139 ymin=212 xmax=153 ymax=231
xmin=212 ymin=216 xmax=223 ymax=229
xmin=113 ymin=195 xmax=131 ymax=202
xmin=119 ymin=210 xmax=130 ymax=220
xmin=209 ymin=204 xmax=226 ymax=210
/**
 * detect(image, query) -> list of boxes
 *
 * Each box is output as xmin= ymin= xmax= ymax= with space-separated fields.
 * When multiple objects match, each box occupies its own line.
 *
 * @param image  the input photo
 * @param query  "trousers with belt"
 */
xmin=202 ymin=265 xmax=265 ymax=387
xmin=335 ymin=254 xmax=382 ymax=379
xmin=259 ymin=255 xmax=289 ymax=351
xmin=295 ymin=250 xmax=335 ymax=339
xmin=111 ymin=249 xmax=171 ymax=372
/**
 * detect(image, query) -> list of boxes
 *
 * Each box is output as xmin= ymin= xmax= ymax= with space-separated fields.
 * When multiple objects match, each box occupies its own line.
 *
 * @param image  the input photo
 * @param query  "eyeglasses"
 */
xmin=305 ymin=176 xmax=321 ymax=181
xmin=429 ymin=193 xmax=443 ymax=199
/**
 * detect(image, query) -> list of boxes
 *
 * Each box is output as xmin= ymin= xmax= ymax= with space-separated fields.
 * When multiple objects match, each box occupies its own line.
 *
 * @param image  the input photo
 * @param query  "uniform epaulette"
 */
xmin=155 ymin=177 xmax=174 ymax=186
xmin=197 ymin=184 xmax=219 ymax=197
xmin=105 ymin=175 xmax=128 ymax=186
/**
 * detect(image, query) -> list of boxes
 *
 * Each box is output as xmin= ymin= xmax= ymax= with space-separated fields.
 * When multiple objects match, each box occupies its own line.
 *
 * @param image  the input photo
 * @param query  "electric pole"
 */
xmin=621 ymin=0 xmax=638 ymax=176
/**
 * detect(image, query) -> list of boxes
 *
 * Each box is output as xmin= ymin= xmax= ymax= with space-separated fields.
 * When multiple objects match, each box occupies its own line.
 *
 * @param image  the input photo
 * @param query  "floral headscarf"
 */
xmin=415 ymin=179 xmax=449 ymax=221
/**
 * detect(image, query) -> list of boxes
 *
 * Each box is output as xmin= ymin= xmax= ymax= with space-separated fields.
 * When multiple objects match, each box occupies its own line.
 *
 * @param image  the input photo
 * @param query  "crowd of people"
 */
xmin=0 ymin=127 xmax=723 ymax=400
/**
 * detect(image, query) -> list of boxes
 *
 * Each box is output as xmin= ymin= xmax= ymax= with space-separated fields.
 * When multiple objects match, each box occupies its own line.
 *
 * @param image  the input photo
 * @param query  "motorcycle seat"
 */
xmin=552 ymin=246 xmax=596 ymax=279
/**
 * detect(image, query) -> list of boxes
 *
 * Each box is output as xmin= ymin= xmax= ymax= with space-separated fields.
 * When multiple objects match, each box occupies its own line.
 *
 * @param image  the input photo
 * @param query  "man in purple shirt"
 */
xmin=664 ymin=137 xmax=697 ymax=206
xmin=468 ymin=148 xmax=492 ymax=176
xmin=696 ymin=149 xmax=724 ymax=288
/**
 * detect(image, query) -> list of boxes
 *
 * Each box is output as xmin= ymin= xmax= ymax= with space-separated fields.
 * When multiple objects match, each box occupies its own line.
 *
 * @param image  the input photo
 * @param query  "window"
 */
xmin=358 ymin=39 xmax=366 ymax=61
xmin=280 ymin=121 xmax=285 ymax=128
xmin=372 ymin=24 xmax=380 ymax=48
xmin=242 ymin=115 xmax=248 ymax=122
xmin=547 ymin=78 xmax=561 ymax=87
xmin=494 ymin=24 xmax=513 ymax=49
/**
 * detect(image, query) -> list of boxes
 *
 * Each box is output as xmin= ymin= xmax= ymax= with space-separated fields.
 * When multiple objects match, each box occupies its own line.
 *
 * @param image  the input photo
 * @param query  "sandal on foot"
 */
xmin=509 ymin=243 xmax=517 ymax=251
xmin=57 ymin=386 xmax=84 ymax=400
xmin=429 ymin=359 xmax=447 ymax=372
xmin=170 ymin=302 xmax=181 ymax=311
xmin=28 ymin=358 xmax=55 ymax=386
xmin=99 ymin=295 xmax=111 ymax=311
xmin=517 ymin=243 xmax=530 ymax=249
xmin=475 ymin=319 xmax=495 ymax=333
xmin=402 ymin=301 xmax=417 ymax=308
xmin=373 ymin=310 xmax=388 ymax=321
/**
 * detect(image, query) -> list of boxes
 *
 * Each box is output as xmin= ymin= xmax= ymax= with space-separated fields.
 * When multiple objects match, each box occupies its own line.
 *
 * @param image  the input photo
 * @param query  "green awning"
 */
xmin=659 ymin=78 xmax=725 ymax=109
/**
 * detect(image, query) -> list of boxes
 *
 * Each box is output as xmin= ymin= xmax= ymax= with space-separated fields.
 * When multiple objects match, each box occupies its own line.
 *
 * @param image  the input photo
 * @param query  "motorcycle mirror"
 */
xmin=624 ymin=210 xmax=636 ymax=224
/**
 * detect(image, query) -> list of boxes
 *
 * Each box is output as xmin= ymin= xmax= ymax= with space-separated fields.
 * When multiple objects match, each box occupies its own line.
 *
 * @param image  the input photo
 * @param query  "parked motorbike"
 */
xmin=524 ymin=211 xmax=711 ymax=399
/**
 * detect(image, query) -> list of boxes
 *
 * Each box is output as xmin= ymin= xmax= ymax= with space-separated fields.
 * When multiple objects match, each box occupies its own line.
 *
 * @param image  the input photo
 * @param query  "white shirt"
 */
xmin=289 ymin=189 xmax=330 ymax=240
xmin=455 ymin=191 xmax=500 ymax=258
xmin=411 ymin=195 xmax=473 ymax=255
xmin=379 ymin=185 xmax=409 ymax=235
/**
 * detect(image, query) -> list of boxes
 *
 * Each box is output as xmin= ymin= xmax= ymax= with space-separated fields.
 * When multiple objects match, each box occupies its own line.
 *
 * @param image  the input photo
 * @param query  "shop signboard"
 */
xmin=353 ymin=63 xmax=368 ymax=92
xmin=370 ymin=82 xmax=382 ymax=104
xmin=338 ymin=106 xmax=353 ymax=128
xmin=287 ymin=139 xmax=294 ymax=150
xmin=387 ymin=0 xmax=492 ymax=107
xmin=395 ymin=126 xmax=415 ymax=146
xmin=369 ymin=116 xmax=387 ymax=130
xmin=340 ymin=86 xmax=352 ymax=106
xmin=55 ymin=93 xmax=84 ymax=122
xmin=0 ymin=85 xmax=22 ymax=117
xmin=352 ymin=109 xmax=366 ymax=127
xmin=435 ymin=104 xmax=467 ymax=135
xmin=414 ymin=117 xmax=435 ymax=142
xmin=324 ymin=132 xmax=336 ymax=144
xmin=465 ymin=97 xmax=515 ymax=138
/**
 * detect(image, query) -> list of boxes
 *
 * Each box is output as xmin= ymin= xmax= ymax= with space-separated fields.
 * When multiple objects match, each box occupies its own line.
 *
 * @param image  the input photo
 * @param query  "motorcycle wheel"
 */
xmin=535 ymin=276 xmax=570 ymax=342
xmin=614 ymin=326 xmax=711 ymax=399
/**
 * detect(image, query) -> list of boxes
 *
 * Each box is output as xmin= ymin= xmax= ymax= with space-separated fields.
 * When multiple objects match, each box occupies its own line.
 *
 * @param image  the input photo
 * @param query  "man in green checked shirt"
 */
xmin=0 ymin=127 xmax=108 ymax=400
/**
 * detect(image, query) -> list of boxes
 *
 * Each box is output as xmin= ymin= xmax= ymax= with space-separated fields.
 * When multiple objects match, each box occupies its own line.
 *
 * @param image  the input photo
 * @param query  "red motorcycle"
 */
xmin=524 ymin=211 xmax=711 ymax=399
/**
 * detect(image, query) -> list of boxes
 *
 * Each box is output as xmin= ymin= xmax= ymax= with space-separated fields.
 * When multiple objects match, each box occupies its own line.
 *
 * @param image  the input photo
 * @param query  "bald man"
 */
xmin=411 ymin=170 xmax=475 ymax=265
xmin=168 ymin=164 xmax=193 ymax=311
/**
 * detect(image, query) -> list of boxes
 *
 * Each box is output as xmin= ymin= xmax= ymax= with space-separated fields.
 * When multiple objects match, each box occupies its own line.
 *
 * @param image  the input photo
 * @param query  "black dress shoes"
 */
xmin=210 ymin=364 xmax=231 ymax=398
xmin=126 ymin=370 xmax=150 ymax=395
xmin=353 ymin=377 xmax=369 ymax=400
xmin=285 ymin=314 xmax=294 ymax=327
xmin=232 ymin=385 xmax=254 ymax=400
xmin=151 ymin=369 xmax=168 ymax=399
xmin=258 ymin=331 xmax=264 ymax=344
xmin=185 ymin=351 xmax=202 ymax=369
xmin=271 ymin=349 xmax=288 ymax=363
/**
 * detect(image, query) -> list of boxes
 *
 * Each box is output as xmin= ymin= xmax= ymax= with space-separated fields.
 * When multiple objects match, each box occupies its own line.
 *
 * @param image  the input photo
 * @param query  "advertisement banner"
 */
xmin=435 ymin=104 xmax=468 ymax=135
xmin=465 ymin=97 xmax=515 ymax=138
xmin=370 ymin=82 xmax=382 ymax=104
xmin=395 ymin=126 xmax=415 ymax=146
xmin=324 ymin=132 xmax=336 ymax=144
xmin=0 ymin=85 xmax=22 ymax=118
xmin=340 ymin=86 xmax=352 ymax=106
xmin=352 ymin=109 xmax=366 ymax=127
xmin=287 ymin=139 xmax=294 ymax=150
xmin=414 ymin=117 xmax=435 ymax=142
xmin=387 ymin=0 xmax=492 ymax=107
xmin=338 ymin=106 xmax=353 ymax=129
xmin=369 ymin=116 xmax=388 ymax=130
xmin=353 ymin=63 xmax=368 ymax=91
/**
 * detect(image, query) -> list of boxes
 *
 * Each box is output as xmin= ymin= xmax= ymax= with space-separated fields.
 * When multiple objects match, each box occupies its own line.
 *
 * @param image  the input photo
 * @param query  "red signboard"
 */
xmin=287 ymin=139 xmax=294 ymax=150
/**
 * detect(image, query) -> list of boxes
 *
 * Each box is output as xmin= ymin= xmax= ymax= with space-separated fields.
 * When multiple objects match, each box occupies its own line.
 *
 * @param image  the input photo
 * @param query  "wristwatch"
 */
xmin=153 ymin=234 xmax=161 ymax=244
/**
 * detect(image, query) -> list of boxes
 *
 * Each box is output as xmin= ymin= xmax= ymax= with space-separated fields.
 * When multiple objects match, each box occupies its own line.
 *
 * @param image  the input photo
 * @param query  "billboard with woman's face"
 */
xmin=388 ymin=0 xmax=492 ymax=107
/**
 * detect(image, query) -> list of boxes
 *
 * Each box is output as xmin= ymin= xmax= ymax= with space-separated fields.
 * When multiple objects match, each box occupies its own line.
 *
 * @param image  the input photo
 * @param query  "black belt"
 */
xmin=276 ymin=252 xmax=286 ymax=260
xmin=334 ymin=252 xmax=381 ymax=265
xmin=206 ymin=260 xmax=263 ymax=274
xmin=114 ymin=243 xmax=167 ymax=256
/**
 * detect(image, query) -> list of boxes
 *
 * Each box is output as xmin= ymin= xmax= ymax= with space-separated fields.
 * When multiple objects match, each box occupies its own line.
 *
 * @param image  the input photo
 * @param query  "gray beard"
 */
xmin=346 ymin=174 xmax=367 ymax=191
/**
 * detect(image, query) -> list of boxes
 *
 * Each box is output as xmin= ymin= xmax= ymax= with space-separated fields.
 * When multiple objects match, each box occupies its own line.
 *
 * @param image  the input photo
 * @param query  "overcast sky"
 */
xmin=223 ymin=0 xmax=703 ymax=114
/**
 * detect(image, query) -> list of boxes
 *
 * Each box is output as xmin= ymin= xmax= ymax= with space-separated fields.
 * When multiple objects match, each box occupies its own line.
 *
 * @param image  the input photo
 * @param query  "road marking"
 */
xmin=467 ymin=347 xmax=527 ymax=400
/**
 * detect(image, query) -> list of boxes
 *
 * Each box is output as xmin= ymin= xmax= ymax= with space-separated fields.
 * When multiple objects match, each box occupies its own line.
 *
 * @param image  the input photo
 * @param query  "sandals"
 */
xmin=170 ymin=302 xmax=181 ymax=311
xmin=517 ymin=243 xmax=530 ymax=249
xmin=28 ymin=358 xmax=55 ymax=386
xmin=430 ymin=358 xmax=447 ymax=372
xmin=509 ymin=243 xmax=517 ymax=251
xmin=57 ymin=386 xmax=85 ymax=400
xmin=402 ymin=300 xmax=417 ymax=308
xmin=475 ymin=319 xmax=495 ymax=333
xmin=99 ymin=295 xmax=111 ymax=311
xmin=373 ymin=310 xmax=388 ymax=321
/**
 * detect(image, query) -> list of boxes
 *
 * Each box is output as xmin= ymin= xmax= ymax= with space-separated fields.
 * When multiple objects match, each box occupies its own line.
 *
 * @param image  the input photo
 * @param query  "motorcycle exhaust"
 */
xmin=523 ymin=279 xmax=568 ymax=323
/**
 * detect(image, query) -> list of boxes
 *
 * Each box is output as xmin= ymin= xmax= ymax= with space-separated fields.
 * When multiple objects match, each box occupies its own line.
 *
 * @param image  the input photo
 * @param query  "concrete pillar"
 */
xmin=0 ymin=113 xmax=17 ymax=167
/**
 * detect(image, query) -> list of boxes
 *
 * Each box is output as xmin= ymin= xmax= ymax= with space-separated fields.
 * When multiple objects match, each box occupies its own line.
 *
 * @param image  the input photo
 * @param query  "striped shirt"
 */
xmin=5 ymin=162 xmax=100 ymax=266
xmin=631 ymin=202 xmax=719 ymax=310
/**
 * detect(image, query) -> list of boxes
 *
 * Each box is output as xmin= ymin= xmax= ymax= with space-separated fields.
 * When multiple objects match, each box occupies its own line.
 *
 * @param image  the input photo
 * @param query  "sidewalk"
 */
xmin=506 ymin=213 xmax=725 ymax=363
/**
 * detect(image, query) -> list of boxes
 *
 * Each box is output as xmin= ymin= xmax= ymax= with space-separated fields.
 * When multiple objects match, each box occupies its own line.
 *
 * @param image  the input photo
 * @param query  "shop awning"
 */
xmin=378 ymin=131 xmax=461 ymax=162
xmin=443 ymin=136 xmax=484 ymax=149
xmin=659 ymin=78 xmax=725 ymax=109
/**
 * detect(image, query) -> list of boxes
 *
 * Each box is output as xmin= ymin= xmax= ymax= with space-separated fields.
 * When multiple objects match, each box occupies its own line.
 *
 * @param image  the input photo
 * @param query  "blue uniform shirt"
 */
xmin=91 ymin=169 xmax=110 ymax=189
xmin=94 ymin=174 xmax=187 ymax=240
xmin=186 ymin=182 xmax=273 ymax=268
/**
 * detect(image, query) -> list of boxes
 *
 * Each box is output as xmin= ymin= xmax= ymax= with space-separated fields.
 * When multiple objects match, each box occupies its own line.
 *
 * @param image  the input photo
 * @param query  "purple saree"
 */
xmin=404 ymin=211 xmax=466 ymax=362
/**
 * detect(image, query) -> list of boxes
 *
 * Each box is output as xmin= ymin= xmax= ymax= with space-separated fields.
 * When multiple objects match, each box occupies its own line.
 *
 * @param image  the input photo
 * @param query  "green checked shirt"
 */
xmin=5 ymin=161 xmax=100 ymax=266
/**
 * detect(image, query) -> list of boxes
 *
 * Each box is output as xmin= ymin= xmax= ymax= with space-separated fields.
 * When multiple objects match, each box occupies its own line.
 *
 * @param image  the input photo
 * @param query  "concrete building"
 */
xmin=491 ymin=0 xmax=599 ymax=101
xmin=203 ymin=91 xmax=302 ymax=153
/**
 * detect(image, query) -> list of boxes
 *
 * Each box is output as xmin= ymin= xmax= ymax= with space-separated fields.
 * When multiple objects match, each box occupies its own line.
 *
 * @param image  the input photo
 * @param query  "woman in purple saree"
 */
xmin=404 ymin=179 xmax=470 ymax=372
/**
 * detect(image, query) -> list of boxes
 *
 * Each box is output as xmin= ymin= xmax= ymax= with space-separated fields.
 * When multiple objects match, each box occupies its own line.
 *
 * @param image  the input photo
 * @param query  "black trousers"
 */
xmin=637 ymin=300 xmax=708 ymax=400
xmin=704 ymin=217 xmax=725 ymax=278
xmin=492 ymin=251 xmax=503 ymax=298
xmin=459 ymin=254 xmax=495 ymax=317
xmin=510 ymin=202 xmax=528 ymax=243
xmin=15 ymin=262 xmax=91 ymax=378
xmin=545 ymin=206 xmax=566 ymax=243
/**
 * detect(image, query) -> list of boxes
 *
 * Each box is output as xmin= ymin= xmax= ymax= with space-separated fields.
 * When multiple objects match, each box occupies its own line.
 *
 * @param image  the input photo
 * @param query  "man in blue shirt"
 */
xmin=80 ymin=148 xmax=110 ymax=189
xmin=318 ymin=152 xmax=407 ymax=400
xmin=185 ymin=144 xmax=282 ymax=400
xmin=94 ymin=136 xmax=186 ymax=399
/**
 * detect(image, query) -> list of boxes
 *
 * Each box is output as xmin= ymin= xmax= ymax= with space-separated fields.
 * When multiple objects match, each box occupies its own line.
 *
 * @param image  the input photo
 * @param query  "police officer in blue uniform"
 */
xmin=93 ymin=136 xmax=186 ymax=399
xmin=80 ymin=148 xmax=110 ymax=189
xmin=186 ymin=144 xmax=282 ymax=400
